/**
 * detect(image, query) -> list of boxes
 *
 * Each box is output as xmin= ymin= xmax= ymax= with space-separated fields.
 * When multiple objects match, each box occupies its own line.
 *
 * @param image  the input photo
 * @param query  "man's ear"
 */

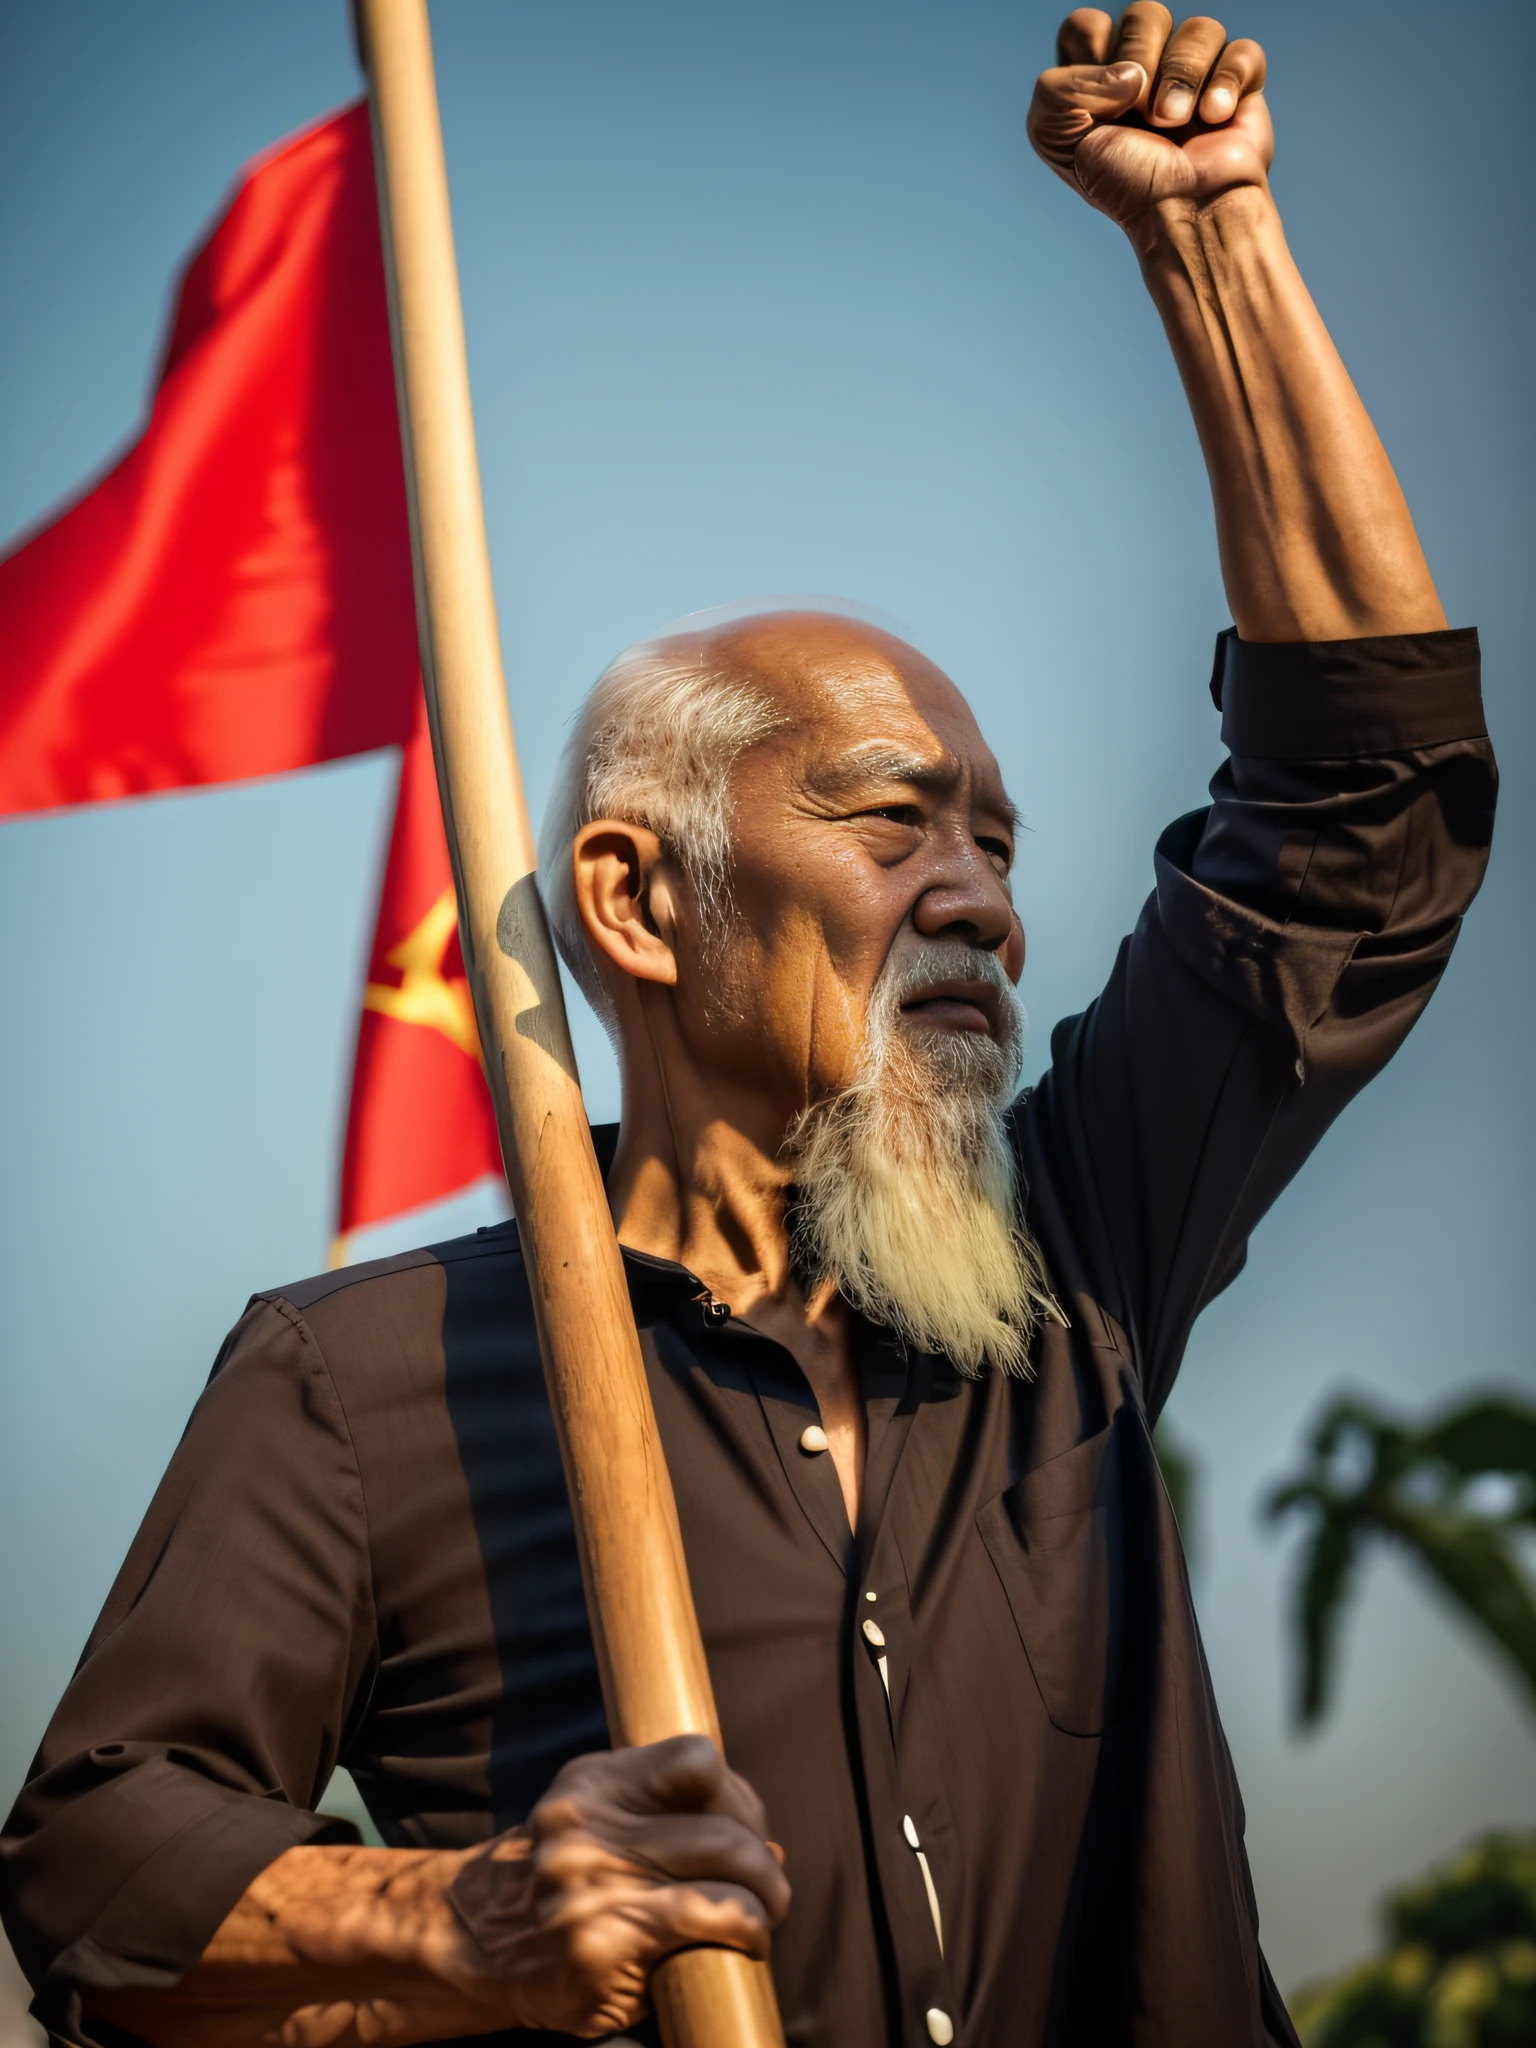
xmin=571 ymin=819 xmax=680 ymax=991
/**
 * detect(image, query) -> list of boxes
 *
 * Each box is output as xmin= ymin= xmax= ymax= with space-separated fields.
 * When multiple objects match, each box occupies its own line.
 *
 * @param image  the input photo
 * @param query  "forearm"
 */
xmin=1135 ymin=185 xmax=1446 ymax=642
xmin=74 ymin=1737 xmax=783 ymax=2048
xmin=87 ymin=1844 xmax=509 ymax=2048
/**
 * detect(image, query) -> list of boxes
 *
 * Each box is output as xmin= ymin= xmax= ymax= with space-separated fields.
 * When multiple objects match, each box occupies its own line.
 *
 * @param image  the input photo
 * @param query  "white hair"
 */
xmin=537 ymin=633 xmax=788 ymax=1033
xmin=785 ymin=940 xmax=1061 ymax=1376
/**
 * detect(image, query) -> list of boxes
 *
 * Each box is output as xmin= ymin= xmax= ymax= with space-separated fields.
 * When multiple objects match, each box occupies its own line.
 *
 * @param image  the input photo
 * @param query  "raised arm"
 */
xmin=1017 ymin=8 xmax=1492 ymax=1417
xmin=1028 ymin=4 xmax=1446 ymax=642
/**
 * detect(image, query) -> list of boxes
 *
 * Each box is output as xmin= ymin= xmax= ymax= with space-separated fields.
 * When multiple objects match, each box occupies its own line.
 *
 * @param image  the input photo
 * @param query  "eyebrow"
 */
xmin=806 ymin=749 xmax=1020 ymax=829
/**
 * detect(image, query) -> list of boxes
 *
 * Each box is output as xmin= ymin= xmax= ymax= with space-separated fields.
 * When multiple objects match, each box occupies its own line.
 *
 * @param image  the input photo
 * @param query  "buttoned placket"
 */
xmin=722 ymin=1309 xmax=963 ymax=2048
xmin=854 ymin=1542 xmax=960 ymax=2048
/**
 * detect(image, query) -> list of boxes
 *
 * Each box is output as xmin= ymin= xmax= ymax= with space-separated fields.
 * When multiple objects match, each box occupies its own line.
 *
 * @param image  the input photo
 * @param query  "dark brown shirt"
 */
xmin=1 ymin=631 xmax=1495 ymax=2048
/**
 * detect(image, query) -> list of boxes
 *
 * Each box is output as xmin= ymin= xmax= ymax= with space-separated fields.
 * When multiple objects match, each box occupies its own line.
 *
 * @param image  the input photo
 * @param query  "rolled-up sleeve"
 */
xmin=1022 ymin=627 xmax=1496 ymax=1418
xmin=0 ymin=1298 xmax=376 ymax=2043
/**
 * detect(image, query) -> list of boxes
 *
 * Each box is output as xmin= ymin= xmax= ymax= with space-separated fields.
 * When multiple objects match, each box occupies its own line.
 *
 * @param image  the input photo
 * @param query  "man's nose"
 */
xmin=910 ymin=849 xmax=1015 ymax=953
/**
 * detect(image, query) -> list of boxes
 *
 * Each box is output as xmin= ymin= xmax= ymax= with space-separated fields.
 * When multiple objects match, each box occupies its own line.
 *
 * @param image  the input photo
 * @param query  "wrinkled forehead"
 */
xmin=679 ymin=611 xmax=1009 ymax=796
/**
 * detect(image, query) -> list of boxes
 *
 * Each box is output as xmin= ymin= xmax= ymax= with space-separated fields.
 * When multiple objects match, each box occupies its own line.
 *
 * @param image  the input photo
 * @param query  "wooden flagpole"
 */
xmin=354 ymin=5 xmax=786 ymax=2043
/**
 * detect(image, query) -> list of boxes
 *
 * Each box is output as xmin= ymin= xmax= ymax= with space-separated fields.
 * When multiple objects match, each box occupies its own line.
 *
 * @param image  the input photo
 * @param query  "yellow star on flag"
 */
xmin=363 ymin=885 xmax=480 ymax=1060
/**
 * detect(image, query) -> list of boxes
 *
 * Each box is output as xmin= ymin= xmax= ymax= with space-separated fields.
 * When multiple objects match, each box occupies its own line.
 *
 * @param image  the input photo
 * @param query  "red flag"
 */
xmin=335 ymin=691 xmax=504 ymax=1256
xmin=0 ymin=102 xmax=417 ymax=813
xmin=0 ymin=103 xmax=503 ymax=1248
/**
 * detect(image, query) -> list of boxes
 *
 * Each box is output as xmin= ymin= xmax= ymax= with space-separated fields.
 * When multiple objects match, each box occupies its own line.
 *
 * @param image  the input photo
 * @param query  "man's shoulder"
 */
xmin=263 ymin=1217 xmax=525 ymax=1317
xmin=240 ymin=1220 xmax=538 ymax=1415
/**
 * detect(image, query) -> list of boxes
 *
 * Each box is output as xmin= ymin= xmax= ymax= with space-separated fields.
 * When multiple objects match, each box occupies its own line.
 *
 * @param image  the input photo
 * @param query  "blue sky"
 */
xmin=2 ymin=0 xmax=1533 ymax=2006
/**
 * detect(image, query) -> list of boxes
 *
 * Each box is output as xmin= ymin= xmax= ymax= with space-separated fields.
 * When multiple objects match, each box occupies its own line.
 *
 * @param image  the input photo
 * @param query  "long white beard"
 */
xmin=783 ymin=944 xmax=1057 ymax=1377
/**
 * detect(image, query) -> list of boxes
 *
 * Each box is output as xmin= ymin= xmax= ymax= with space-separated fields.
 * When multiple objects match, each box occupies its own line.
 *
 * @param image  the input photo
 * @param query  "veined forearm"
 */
xmin=1135 ymin=184 xmax=1446 ymax=642
xmin=80 ymin=1740 xmax=785 ymax=2047
xmin=88 ymin=1844 xmax=506 ymax=2048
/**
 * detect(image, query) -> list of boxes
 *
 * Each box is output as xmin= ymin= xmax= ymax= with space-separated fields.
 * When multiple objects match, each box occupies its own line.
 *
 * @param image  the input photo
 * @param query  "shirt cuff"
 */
xmin=31 ymin=1789 xmax=356 ymax=2045
xmin=1208 ymin=626 xmax=1484 ymax=760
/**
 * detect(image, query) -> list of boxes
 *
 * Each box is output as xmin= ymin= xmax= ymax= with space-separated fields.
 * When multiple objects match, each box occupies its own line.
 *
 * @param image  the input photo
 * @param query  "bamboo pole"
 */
xmin=355 ymin=5 xmax=786 ymax=2043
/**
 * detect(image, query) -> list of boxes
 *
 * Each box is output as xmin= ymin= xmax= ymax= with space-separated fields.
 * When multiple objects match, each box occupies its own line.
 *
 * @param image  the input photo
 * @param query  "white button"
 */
xmin=903 ymin=1814 xmax=920 ymax=1848
xmin=865 ymin=1589 xmax=878 ymax=1602
xmin=799 ymin=1423 xmax=829 ymax=1454
xmin=926 ymin=2010 xmax=954 ymax=2045
xmin=861 ymin=1617 xmax=886 ymax=1647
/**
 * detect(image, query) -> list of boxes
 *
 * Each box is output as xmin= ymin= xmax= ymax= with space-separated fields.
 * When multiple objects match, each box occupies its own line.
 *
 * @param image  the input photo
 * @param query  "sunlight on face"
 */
xmin=677 ymin=614 xmax=1025 ymax=1117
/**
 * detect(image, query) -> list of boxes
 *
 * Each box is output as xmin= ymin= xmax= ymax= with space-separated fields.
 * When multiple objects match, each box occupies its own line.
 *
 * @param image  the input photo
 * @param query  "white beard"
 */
xmin=783 ymin=943 xmax=1058 ymax=1377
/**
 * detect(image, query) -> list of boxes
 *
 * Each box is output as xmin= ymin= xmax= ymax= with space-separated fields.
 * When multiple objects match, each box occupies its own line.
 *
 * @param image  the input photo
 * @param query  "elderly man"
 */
xmin=0 ymin=10 xmax=1495 ymax=2048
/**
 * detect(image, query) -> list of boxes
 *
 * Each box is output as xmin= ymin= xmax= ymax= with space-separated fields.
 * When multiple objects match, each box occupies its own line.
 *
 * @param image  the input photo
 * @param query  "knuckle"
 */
xmin=671 ymin=1730 xmax=722 ymax=1769
xmin=535 ymin=1830 xmax=586 ymax=1874
xmin=530 ymin=1845 xmax=588 ymax=1900
xmin=1057 ymin=6 xmax=1112 ymax=61
xmin=656 ymin=1731 xmax=723 ymax=1796
xmin=529 ymin=1791 xmax=586 ymax=1839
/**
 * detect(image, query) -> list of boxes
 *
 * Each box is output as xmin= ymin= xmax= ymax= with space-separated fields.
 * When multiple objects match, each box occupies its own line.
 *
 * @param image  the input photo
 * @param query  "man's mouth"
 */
xmin=899 ymin=979 xmax=999 ymax=1036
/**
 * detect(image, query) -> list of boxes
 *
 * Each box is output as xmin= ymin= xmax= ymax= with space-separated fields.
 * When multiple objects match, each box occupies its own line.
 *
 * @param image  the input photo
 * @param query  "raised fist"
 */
xmin=1028 ymin=6 xmax=1271 ymax=233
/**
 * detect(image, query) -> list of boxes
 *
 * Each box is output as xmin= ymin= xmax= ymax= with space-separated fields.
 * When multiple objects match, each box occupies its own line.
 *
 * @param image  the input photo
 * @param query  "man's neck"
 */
xmin=608 ymin=1061 xmax=867 ymax=1529
xmin=610 ymin=1106 xmax=793 ymax=1312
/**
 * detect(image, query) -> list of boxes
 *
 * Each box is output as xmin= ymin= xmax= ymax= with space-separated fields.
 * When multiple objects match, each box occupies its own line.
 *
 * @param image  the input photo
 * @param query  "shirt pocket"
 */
xmin=976 ymin=1416 xmax=1126 ymax=1737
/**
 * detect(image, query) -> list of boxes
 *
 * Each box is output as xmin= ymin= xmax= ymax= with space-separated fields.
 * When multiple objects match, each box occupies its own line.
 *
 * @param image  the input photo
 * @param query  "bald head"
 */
xmin=538 ymin=608 xmax=1007 ymax=1033
xmin=653 ymin=610 xmax=979 ymax=736
xmin=682 ymin=609 xmax=928 ymax=688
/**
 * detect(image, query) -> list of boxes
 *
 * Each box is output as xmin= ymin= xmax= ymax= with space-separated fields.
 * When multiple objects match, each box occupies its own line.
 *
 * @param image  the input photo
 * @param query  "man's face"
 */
xmin=676 ymin=614 xmax=1024 ymax=1117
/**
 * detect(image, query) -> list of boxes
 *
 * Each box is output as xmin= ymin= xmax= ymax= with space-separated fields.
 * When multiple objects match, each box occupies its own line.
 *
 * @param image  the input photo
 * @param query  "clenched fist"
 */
xmin=1029 ymin=6 xmax=1271 ymax=232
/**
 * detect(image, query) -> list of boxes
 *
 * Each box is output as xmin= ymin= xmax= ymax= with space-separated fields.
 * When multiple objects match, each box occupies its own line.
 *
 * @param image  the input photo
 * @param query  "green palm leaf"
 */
xmin=1381 ymin=1506 xmax=1536 ymax=1711
xmin=1266 ymin=1388 xmax=1536 ymax=1733
xmin=1293 ymin=1508 xmax=1362 ymax=1727
xmin=1424 ymin=1402 xmax=1536 ymax=1503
